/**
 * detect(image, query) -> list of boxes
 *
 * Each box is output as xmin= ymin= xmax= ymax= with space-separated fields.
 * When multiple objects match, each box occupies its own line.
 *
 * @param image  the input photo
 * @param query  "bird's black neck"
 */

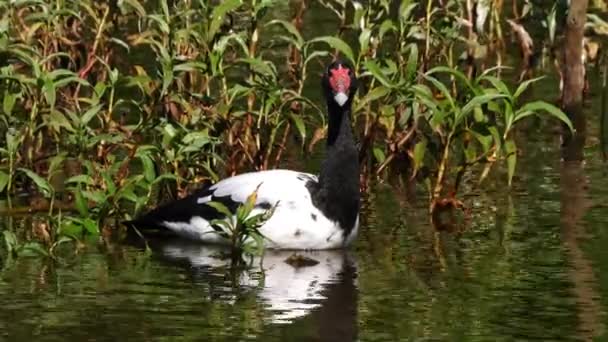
xmin=310 ymin=101 xmax=360 ymax=237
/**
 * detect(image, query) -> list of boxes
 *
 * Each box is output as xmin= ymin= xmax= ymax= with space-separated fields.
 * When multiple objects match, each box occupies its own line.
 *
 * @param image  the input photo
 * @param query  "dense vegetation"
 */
xmin=0 ymin=0 xmax=594 ymax=258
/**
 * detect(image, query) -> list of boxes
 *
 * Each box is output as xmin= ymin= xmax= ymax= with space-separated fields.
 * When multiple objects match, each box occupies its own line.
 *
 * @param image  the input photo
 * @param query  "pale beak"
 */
xmin=334 ymin=92 xmax=348 ymax=106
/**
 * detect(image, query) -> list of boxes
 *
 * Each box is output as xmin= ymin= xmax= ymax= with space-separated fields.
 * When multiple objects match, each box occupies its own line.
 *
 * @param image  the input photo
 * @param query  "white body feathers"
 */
xmin=160 ymin=170 xmax=359 ymax=250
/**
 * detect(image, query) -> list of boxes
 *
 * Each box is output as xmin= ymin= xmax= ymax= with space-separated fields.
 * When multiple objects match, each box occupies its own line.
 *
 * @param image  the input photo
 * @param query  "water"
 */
xmin=1 ymin=125 xmax=608 ymax=341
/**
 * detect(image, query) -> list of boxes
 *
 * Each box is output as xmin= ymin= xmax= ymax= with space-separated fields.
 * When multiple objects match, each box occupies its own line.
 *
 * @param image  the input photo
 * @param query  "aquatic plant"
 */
xmin=0 ymin=0 xmax=580 ymax=257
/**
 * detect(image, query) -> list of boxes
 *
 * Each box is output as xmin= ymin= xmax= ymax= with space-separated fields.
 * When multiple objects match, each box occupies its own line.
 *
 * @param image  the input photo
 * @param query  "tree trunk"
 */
xmin=561 ymin=0 xmax=589 ymax=161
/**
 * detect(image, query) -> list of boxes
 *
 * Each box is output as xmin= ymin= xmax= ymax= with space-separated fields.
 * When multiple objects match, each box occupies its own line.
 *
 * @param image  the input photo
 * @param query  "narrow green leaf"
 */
xmin=413 ymin=139 xmax=427 ymax=172
xmin=81 ymin=104 xmax=103 ymax=126
xmin=266 ymin=20 xmax=304 ymax=47
xmin=405 ymin=43 xmax=418 ymax=82
xmin=42 ymin=77 xmax=56 ymax=109
xmin=209 ymin=0 xmax=242 ymax=41
xmin=363 ymin=60 xmax=394 ymax=88
xmin=2 ymin=92 xmax=16 ymax=115
xmin=513 ymin=76 xmax=545 ymax=101
xmin=423 ymin=74 xmax=455 ymax=111
xmin=458 ymin=93 xmax=508 ymax=124
xmin=505 ymin=139 xmax=517 ymax=186
xmin=0 ymin=170 xmax=9 ymax=192
xmin=307 ymin=36 xmax=355 ymax=65
xmin=138 ymin=154 xmax=156 ymax=183
xmin=82 ymin=218 xmax=100 ymax=235
xmin=65 ymin=174 xmax=94 ymax=185
xmin=205 ymin=201 xmax=233 ymax=218
xmin=18 ymin=168 xmax=53 ymax=197
xmin=356 ymin=86 xmax=391 ymax=111
xmin=516 ymin=101 xmax=573 ymax=132
xmin=373 ymin=147 xmax=386 ymax=163
xmin=290 ymin=113 xmax=306 ymax=142
xmin=74 ymin=188 xmax=89 ymax=217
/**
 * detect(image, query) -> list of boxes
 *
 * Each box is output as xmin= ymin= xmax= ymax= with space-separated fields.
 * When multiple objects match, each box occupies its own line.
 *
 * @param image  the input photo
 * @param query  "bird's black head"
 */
xmin=321 ymin=60 xmax=358 ymax=108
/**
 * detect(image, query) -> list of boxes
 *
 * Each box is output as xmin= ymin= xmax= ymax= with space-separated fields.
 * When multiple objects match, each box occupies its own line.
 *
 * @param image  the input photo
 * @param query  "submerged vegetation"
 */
xmin=0 ymin=0 xmax=593 ymax=258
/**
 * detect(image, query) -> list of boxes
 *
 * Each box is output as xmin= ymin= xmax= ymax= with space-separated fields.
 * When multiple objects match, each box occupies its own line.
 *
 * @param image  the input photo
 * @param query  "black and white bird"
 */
xmin=126 ymin=60 xmax=360 ymax=250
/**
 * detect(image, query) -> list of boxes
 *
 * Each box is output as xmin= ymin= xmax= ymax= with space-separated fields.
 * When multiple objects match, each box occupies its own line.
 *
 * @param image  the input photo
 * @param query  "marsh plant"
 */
xmin=0 ymin=0 xmax=576 ymax=256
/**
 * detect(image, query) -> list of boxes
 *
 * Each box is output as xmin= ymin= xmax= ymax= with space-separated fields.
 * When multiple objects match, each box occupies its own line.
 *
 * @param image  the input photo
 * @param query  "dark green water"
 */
xmin=2 ymin=122 xmax=608 ymax=341
xmin=3 ymin=2 xmax=608 ymax=341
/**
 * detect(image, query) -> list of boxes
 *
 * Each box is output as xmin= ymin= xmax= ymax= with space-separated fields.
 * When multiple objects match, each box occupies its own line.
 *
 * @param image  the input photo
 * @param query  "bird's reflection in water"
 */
xmin=142 ymin=238 xmax=358 ymax=340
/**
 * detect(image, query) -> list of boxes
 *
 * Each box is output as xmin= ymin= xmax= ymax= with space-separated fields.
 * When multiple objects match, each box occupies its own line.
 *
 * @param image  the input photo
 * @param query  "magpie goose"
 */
xmin=126 ymin=60 xmax=360 ymax=249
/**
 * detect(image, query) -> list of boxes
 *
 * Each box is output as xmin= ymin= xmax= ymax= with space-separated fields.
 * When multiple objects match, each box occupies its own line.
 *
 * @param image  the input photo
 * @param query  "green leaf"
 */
xmin=307 ymin=36 xmax=355 ymax=65
xmin=266 ymin=20 xmax=304 ymax=47
xmin=0 ymin=170 xmax=8 ymax=192
xmin=209 ymin=0 xmax=242 ymax=41
xmin=18 ymin=168 xmax=53 ymax=197
xmin=290 ymin=113 xmax=306 ymax=142
xmin=359 ymin=28 xmax=372 ymax=54
xmin=237 ymin=58 xmax=276 ymax=79
xmin=47 ymin=110 xmax=75 ymax=133
xmin=363 ymin=60 xmax=395 ymax=88
xmin=138 ymin=154 xmax=156 ymax=183
xmin=19 ymin=242 xmax=49 ymax=257
xmin=48 ymin=153 xmax=66 ymax=176
xmin=505 ymin=139 xmax=517 ymax=186
xmin=468 ymin=129 xmax=493 ymax=154
xmin=3 ymin=230 xmax=18 ymax=255
xmin=81 ymin=104 xmax=103 ymax=126
xmin=74 ymin=188 xmax=89 ymax=217
xmin=147 ymin=14 xmax=170 ymax=34
xmin=515 ymin=101 xmax=573 ymax=132
xmin=2 ymin=92 xmax=16 ymax=115
xmin=513 ymin=76 xmax=544 ymax=101
xmin=413 ymin=139 xmax=426 ymax=172
xmin=458 ymin=93 xmax=508 ymax=125
xmin=82 ymin=218 xmax=100 ymax=235
xmin=373 ymin=147 xmax=386 ymax=163
xmin=205 ymin=201 xmax=233 ymax=218
xmin=356 ymin=86 xmax=391 ymax=111
xmin=479 ymin=75 xmax=511 ymax=97
xmin=65 ymin=174 xmax=94 ymax=186
xmin=405 ymin=43 xmax=418 ymax=82
xmin=426 ymin=66 xmax=474 ymax=93
xmin=423 ymin=74 xmax=455 ymax=112
xmin=42 ymin=77 xmax=56 ymax=109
